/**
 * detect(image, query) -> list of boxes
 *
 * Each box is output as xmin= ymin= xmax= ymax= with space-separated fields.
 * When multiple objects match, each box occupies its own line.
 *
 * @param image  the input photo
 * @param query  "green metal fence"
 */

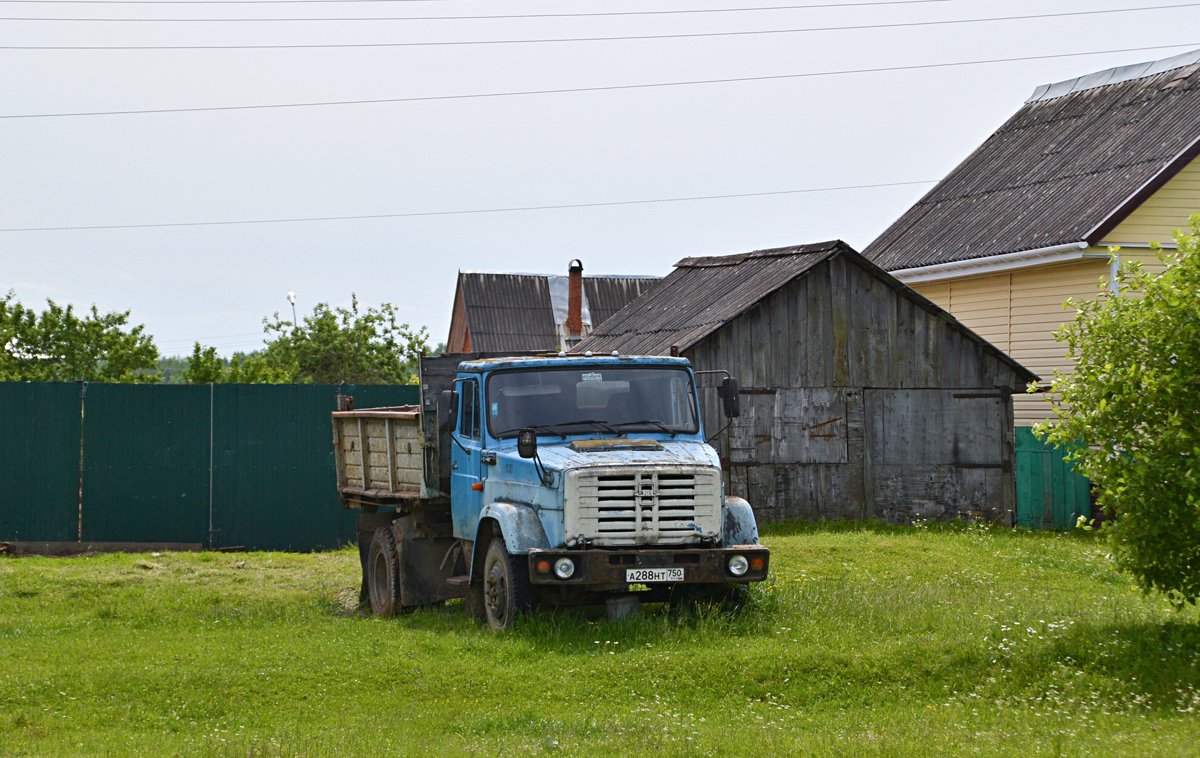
xmin=0 ymin=383 xmax=82 ymax=542
xmin=209 ymin=384 xmax=419 ymax=551
xmin=1014 ymin=427 xmax=1092 ymax=529
xmin=82 ymin=383 xmax=212 ymax=543
xmin=1 ymin=382 xmax=418 ymax=550
xmin=4 ymin=385 xmax=1091 ymax=544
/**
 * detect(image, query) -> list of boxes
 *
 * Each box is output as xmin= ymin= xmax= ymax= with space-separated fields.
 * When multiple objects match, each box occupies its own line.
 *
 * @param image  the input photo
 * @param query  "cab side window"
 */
xmin=458 ymin=379 xmax=480 ymax=440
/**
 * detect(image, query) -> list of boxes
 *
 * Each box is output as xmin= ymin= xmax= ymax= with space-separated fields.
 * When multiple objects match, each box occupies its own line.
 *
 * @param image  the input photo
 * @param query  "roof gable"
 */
xmin=461 ymin=273 xmax=557 ymax=352
xmin=574 ymin=240 xmax=1035 ymax=382
xmin=575 ymin=241 xmax=844 ymax=355
xmin=864 ymin=49 xmax=1200 ymax=271
xmin=454 ymin=271 xmax=661 ymax=352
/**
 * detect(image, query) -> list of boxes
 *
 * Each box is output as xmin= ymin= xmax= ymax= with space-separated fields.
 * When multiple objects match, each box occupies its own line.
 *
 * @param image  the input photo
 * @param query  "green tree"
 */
xmin=1036 ymin=214 xmax=1200 ymax=606
xmin=181 ymin=344 xmax=293 ymax=384
xmin=259 ymin=295 xmax=428 ymax=384
xmin=186 ymin=296 xmax=427 ymax=385
xmin=224 ymin=351 xmax=294 ymax=384
xmin=0 ymin=291 xmax=159 ymax=382
xmin=182 ymin=342 xmax=224 ymax=384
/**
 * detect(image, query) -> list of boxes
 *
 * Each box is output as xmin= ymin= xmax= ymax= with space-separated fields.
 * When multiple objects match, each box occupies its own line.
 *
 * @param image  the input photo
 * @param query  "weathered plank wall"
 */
xmin=334 ymin=414 xmax=425 ymax=494
xmin=688 ymin=254 xmax=1021 ymax=525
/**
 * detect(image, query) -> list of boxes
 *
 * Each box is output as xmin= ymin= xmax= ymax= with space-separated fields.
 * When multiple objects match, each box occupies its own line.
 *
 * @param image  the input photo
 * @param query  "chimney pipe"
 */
xmin=567 ymin=259 xmax=584 ymax=337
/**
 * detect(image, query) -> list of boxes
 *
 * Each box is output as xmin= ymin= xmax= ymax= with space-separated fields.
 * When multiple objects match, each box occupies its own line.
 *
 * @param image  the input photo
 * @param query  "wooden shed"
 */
xmin=574 ymin=241 xmax=1037 ymax=526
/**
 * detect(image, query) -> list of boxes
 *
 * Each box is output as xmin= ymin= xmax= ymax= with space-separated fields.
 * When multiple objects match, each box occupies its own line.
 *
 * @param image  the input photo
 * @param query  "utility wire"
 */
xmin=0 ymin=179 xmax=937 ymax=232
xmin=0 ymin=0 xmax=959 ymax=6
xmin=157 ymin=330 xmax=267 ymax=343
xmin=2 ymin=42 xmax=1196 ymax=120
xmin=0 ymin=0 xmax=966 ymax=19
xmin=1 ymin=3 xmax=1196 ymax=46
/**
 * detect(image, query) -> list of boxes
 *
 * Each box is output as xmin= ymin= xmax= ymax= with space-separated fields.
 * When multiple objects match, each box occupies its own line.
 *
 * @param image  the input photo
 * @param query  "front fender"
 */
xmin=481 ymin=501 xmax=551 ymax=553
xmin=470 ymin=502 xmax=551 ymax=579
xmin=722 ymin=496 xmax=760 ymax=546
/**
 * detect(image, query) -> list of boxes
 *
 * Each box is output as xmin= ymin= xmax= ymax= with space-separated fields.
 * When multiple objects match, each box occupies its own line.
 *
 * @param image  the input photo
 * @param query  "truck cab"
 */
xmin=333 ymin=353 xmax=768 ymax=630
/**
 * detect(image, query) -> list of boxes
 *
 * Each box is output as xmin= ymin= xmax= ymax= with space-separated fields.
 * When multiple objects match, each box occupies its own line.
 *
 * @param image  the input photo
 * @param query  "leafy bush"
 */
xmin=1036 ymin=214 xmax=1200 ymax=606
xmin=185 ymin=295 xmax=428 ymax=384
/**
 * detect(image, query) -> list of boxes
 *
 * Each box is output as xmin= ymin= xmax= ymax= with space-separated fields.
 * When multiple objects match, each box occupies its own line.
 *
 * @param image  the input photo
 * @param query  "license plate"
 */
xmin=626 ymin=568 xmax=684 ymax=583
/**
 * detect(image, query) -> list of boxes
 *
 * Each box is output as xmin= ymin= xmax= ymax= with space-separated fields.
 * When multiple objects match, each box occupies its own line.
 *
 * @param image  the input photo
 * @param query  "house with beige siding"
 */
xmin=864 ymin=48 xmax=1200 ymax=430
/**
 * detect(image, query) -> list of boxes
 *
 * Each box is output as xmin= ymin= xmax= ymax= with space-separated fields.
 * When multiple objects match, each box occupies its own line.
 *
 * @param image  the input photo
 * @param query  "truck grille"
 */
xmin=565 ymin=468 xmax=722 ymax=546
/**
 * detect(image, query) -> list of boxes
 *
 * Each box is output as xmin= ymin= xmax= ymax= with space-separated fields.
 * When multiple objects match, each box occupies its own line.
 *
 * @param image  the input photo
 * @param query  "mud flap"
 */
xmin=393 ymin=515 xmax=469 ymax=606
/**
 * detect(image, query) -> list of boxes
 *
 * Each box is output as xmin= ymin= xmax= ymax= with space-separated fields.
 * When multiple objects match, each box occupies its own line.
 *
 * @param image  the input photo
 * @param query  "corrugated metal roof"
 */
xmin=573 ymin=241 xmax=1036 ymax=381
xmin=864 ymin=49 xmax=1200 ymax=271
xmin=461 ymin=273 xmax=558 ymax=352
xmin=583 ymin=277 xmax=660 ymax=327
xmin=1027 ymin=48 xmax=1200 ymax=103
xmin=458 ymin=271 xmax=660 ymax=352
xmin=574 ymin=241 xmax=843 ymax=355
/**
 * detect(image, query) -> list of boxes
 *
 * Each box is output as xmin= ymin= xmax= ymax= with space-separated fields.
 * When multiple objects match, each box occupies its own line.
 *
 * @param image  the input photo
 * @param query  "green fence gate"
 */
xmin=1014 ymin=427 xmax=1092 ymax=529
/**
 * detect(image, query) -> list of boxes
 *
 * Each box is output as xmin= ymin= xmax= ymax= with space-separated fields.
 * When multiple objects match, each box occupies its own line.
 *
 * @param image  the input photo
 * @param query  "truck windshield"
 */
xmin=487 ymin=367 xmax=699 ymax=438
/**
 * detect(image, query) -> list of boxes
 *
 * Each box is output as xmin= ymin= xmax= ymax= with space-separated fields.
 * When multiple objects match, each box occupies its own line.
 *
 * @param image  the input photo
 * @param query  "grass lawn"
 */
xmin=2 ymin=520 xmax=1198 ymax=757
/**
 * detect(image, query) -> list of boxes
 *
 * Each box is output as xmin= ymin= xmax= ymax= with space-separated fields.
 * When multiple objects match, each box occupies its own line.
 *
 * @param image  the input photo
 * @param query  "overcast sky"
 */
xmin=2 ymin=0 xmax=1198 ymax=357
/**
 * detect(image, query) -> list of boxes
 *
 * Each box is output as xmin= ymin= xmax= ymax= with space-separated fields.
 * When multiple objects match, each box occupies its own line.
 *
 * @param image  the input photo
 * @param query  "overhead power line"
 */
xmin=0 ymin=0 xmax=958 ymax=6
xmin=1 ymin=3 xmax=1196 ymax=47
xmin=0 ymin=0 xmax=965 ymax=19
xmin=156 ymin=331 xmax=266 ymax=345
xmin=2 ymin=42 xmax=1196 ymax=120
xmin=0 ymin=179 xmax=937 ymax=232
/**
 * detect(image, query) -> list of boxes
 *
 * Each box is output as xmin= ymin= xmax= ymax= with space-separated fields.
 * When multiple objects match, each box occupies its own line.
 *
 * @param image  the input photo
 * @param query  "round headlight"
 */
xmin=553 ymin=557 xmax=576 ymax=579
xmin=728 ymin=554 xmax=749 ymax=577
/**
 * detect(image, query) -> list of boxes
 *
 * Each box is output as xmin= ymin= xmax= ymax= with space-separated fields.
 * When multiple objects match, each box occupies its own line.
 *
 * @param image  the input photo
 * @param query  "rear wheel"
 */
xmin=356 ymin=512 xmax=395 ymax=603
xmin=482 ymin=537 xmax=535 ymax=630
xmin=367 ymin=527 xmax=401 ymax=616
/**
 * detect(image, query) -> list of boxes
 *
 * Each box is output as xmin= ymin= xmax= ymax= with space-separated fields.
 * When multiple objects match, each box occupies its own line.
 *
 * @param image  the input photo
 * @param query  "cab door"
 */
xmin=450 ymin=377 xmax=485 ymax=539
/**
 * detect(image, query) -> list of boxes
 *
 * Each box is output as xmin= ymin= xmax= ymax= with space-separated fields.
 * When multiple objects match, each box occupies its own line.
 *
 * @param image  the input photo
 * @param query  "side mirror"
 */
xmin=719 ymin=377 xmax=741 ymax=419
xmin=517 ymin=428 xmax=538 ymax=459
xmin=439 ymin=390 xmax=459 ymax=432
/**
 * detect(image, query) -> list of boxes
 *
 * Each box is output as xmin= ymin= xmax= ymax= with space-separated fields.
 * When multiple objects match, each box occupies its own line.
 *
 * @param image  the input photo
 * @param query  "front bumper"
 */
xmin=526 ymin=545 xmax=769 ymax=586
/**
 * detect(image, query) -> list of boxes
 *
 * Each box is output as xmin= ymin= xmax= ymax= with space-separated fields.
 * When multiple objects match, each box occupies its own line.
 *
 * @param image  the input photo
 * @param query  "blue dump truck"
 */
xmin=332 ymin=352 xmax=768 ymax=629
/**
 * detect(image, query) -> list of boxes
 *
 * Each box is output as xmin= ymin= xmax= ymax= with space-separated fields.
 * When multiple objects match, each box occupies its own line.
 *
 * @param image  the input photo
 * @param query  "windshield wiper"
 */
xmin=611 ymin=419 xmax=678 ymax=437
xmin=550 ymin=419 xmax=622 ymax=436
xmin=493 ymin=423 xmax=568 ymax=439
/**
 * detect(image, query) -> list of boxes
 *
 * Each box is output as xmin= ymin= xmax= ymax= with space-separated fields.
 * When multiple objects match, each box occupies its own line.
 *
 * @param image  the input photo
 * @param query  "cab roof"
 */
xmin=456 ymin=354 xmax=692 ymax=373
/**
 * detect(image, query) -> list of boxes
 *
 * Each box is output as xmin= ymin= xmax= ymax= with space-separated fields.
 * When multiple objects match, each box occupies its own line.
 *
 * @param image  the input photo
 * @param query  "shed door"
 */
xmin=726 ymin=388 xmax=849 ymax=465
xmin=865 ymin=389 xmax=1013 ymax=523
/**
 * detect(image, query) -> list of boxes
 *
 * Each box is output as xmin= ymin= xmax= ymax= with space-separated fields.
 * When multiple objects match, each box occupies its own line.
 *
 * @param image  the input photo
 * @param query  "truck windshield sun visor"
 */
xmin=486 ymin=367 xmax=700 ymax=439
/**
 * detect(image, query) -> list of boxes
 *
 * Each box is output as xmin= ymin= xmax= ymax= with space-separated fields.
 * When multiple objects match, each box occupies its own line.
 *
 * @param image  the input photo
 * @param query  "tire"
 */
xmin=367 ymin=527 xmax=401 ymax=617
xmin=465 ymin=580 xmax=488 ymax=622
xmin=481 ymin=537 xmax=535 ymax=630
xmin=356 ymin=512 xmax=396 ymax=603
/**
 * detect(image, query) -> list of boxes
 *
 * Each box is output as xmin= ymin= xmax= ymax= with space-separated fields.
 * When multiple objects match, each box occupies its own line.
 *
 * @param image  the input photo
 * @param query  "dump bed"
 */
xmin=332 ymin=351 xmax=545 ymax=509
xmin=332 ymin=406 xmax=432 ymax=506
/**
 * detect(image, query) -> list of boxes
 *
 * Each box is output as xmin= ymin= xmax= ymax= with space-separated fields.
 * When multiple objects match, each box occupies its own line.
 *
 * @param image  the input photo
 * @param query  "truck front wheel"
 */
xmin=367 ymin=527 xmax=401 ymax=616
xmin=482 ymin=537 xmax=535 ymax=630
